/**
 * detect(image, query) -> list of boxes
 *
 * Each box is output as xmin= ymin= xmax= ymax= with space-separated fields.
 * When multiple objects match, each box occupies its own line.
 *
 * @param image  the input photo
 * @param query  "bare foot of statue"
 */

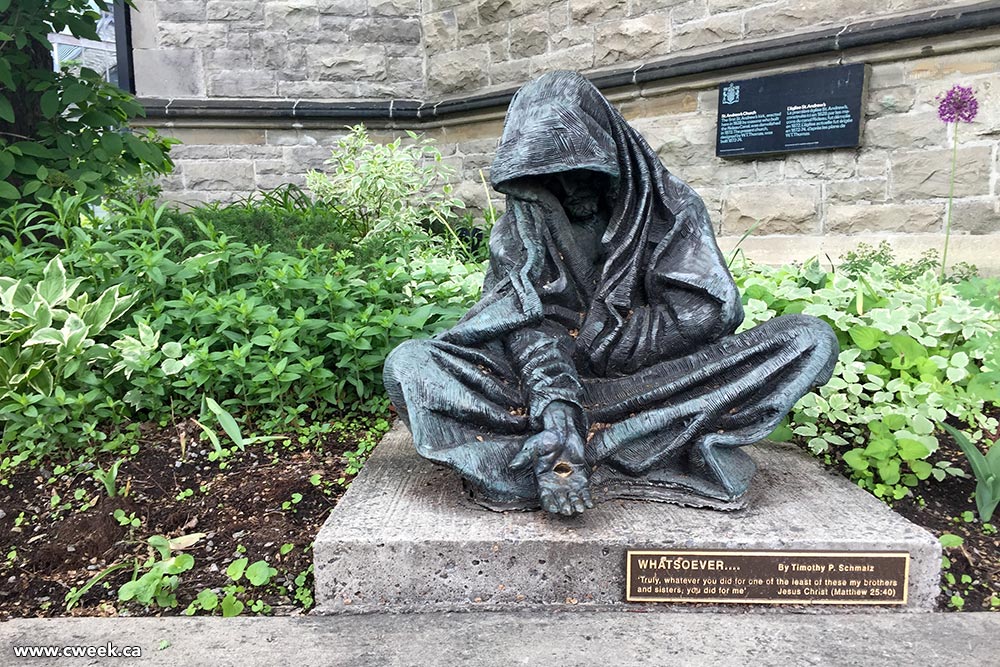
xmin=510 ymin=402 xmax=594 ymax=515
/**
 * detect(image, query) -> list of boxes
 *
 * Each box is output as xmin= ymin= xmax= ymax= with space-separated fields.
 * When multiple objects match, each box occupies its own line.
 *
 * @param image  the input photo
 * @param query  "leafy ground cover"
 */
xmin=0 ymin=413 xmax=389 ymax=619
xmin=731 ymin=245 xmax=999 ymax=610
xmin=2 ymin=219 xmax=997 ymax=615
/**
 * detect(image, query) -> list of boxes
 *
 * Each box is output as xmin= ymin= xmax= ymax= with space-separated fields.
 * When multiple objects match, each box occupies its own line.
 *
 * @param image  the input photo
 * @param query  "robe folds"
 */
xmin=384 ymin=71 xmax=839 ymax=508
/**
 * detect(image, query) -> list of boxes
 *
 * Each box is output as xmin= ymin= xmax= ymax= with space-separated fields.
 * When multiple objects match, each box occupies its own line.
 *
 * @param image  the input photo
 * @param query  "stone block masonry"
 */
xmin=132 ymin=0 xmax=426 ymax=100
xmin=131 ymin=2 xmax=1000 ymax=268
xmin=133 ymin=2 xmax=998 ymax=102
xmin=420 ymin=0 xmax=986 ymax=97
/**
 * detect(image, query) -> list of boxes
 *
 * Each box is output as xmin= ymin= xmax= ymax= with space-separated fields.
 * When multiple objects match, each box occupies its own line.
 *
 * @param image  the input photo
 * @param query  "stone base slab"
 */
xmin=313 ymin=423 xmax=941 ymax=613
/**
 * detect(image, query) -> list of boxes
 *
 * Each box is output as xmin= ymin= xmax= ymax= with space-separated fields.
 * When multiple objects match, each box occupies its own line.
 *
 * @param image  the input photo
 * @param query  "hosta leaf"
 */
xmin=896 ymin=438 xmax=931 ymax=461
xmin=848 ymin=325 xmax=883 ymax=351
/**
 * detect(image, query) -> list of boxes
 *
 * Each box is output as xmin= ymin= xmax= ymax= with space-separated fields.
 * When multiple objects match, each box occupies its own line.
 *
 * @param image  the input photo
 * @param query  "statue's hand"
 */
xmin=510 ymin=402 xmax=594 ymax=515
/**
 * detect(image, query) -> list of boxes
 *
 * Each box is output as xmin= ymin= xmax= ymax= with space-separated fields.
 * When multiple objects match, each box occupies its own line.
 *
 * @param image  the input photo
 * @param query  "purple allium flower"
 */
xmin=936 ymin=85 xmax=979 ymax=123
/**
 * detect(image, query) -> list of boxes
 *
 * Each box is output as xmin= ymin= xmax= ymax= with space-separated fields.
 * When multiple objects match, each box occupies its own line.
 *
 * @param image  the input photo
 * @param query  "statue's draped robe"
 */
xmin=384 ymin=71 xmax=838 ymax=507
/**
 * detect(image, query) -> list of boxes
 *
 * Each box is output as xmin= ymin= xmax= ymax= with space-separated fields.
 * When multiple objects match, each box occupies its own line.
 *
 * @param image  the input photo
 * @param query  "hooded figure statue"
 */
xmin=384 ymin=71 xmax=838 ymax=516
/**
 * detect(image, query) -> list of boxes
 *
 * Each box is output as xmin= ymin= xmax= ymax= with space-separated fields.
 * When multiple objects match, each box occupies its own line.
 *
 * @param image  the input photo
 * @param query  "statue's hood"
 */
xmin=442 ymin=71 xmax=740 ymax=372
xmin=491 ymin=71 xmax=620 ymax=193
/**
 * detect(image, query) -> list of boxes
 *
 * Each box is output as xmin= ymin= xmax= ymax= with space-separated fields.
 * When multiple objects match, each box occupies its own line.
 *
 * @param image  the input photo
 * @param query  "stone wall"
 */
xmin=130 ymin=0 xmax=424 ymax=100
xmin=421 ymin=0 xmax=950 ymax=96
xmin=131 ymin=1 xmax=970 ymax=101
xmin=132 ymin=1 xmax=1000 ymax=269
xmin=624 ymin=50 xmax=1000 ymax=240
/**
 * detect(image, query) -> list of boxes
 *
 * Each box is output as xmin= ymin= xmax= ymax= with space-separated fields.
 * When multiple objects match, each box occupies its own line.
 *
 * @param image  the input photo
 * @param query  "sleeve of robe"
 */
xmin=505 ymin=322 xmax=586 ymax=433
xmin=487 ymin=202 xmax=588 ymax=435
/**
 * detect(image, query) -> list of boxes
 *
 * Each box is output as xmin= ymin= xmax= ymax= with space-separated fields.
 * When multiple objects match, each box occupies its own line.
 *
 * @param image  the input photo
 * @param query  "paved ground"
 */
xmin=2 ymin=611 xmax=998 ymax=666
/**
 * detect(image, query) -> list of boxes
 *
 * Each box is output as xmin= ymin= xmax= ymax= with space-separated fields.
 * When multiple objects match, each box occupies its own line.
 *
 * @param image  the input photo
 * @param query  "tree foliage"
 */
xmin=0 ymin=0 xmax=173 ymax=205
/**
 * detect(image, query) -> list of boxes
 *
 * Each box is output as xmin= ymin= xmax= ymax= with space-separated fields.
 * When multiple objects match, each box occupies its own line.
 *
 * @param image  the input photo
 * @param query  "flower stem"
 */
xmin=940 ymin=123 xmax=959 ymax=280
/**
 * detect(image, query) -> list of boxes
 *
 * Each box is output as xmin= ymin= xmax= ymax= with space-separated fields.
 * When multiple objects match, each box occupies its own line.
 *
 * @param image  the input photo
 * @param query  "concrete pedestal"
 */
xmin=313 ymin=423 xmax=940 ymax=613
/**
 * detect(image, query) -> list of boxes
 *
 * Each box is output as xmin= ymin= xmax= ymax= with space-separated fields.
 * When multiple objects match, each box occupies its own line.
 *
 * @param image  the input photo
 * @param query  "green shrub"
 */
xmin=158 ymin=185 xmax=356 ymax=258
xmin=0 ymin=256 xmax=134 ymax=456
xmin=160 ymin=128 xmax=490 ymax=266
xmin=955 ymin=276 xmax=1000 ymax=314
xmin=306 ymin=125 xmax=464 ymax=240
xmin=1 ymin=122 xmax=491 ymax=468
xmin=0 ymin=1 xmax=173 ymax=206
xmin=161 ymin=205 xmax=351 ymax=259
xmin=0 ymin=193 xmax=484 ymax=467
xmin=734 ymin=257 xmax=1000 ymax=500
xmin=304 ymin=124 xmax=487 ymax=262
xmin=113 ymin=231 xmax=482 ymax=417
xmin=839 ymin=241 xmax=977 ymax=284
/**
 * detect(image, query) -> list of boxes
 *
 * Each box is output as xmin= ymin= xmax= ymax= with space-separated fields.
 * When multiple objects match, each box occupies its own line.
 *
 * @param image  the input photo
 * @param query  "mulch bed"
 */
xmin=0 ymin=412 xmax=996 ymax=618
xmin=0 ymin=414 xmax=385 ymax=620
xmin=892 ymin=415 xmax=1000 ymax=612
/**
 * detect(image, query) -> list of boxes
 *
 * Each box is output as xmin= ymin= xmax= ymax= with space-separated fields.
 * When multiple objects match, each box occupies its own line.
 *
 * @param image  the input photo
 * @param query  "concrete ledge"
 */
xmin=313 ymin=424 xmax=940 ymax=613
xmin=717 ymin=233 xmax=1000 ymax=276
xmin=3 ymin=613 xmax=999 ymax=666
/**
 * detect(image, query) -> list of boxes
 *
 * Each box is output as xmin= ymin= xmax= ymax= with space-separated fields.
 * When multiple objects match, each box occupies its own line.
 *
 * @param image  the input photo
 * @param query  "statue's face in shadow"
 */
xmin=545 ymin=170 xmax=613 ymax=224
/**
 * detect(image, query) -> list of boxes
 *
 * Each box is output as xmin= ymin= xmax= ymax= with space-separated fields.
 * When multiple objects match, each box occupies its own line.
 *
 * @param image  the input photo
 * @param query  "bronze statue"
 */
xmin=384 ymin=71 xmax=838 ymax=516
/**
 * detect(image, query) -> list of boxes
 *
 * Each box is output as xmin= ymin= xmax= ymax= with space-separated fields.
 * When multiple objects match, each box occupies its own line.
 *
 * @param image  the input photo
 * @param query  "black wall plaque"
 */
xmin=715 ymin=64 xmax=868 ymax=158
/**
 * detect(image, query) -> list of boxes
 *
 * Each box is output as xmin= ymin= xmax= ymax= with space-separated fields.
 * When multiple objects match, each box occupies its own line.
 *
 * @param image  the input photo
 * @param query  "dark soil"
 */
xmin=891 ymin=413 xmax=1000 ymax=612
xmin=0 ymin=410 xmax=996 ymax=617
xmin=0 ymin=413 xmax=387 ymax=620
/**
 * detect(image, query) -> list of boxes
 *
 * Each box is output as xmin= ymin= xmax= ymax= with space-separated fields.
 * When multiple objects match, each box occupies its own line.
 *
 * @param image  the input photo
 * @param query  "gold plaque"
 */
xmin=626 ymin=550 xmax=910 ymax=605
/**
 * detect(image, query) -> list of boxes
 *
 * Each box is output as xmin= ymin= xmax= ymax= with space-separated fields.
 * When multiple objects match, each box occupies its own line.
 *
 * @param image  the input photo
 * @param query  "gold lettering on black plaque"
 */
xmin=626 ymin=550 xmax=909 ymax=605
